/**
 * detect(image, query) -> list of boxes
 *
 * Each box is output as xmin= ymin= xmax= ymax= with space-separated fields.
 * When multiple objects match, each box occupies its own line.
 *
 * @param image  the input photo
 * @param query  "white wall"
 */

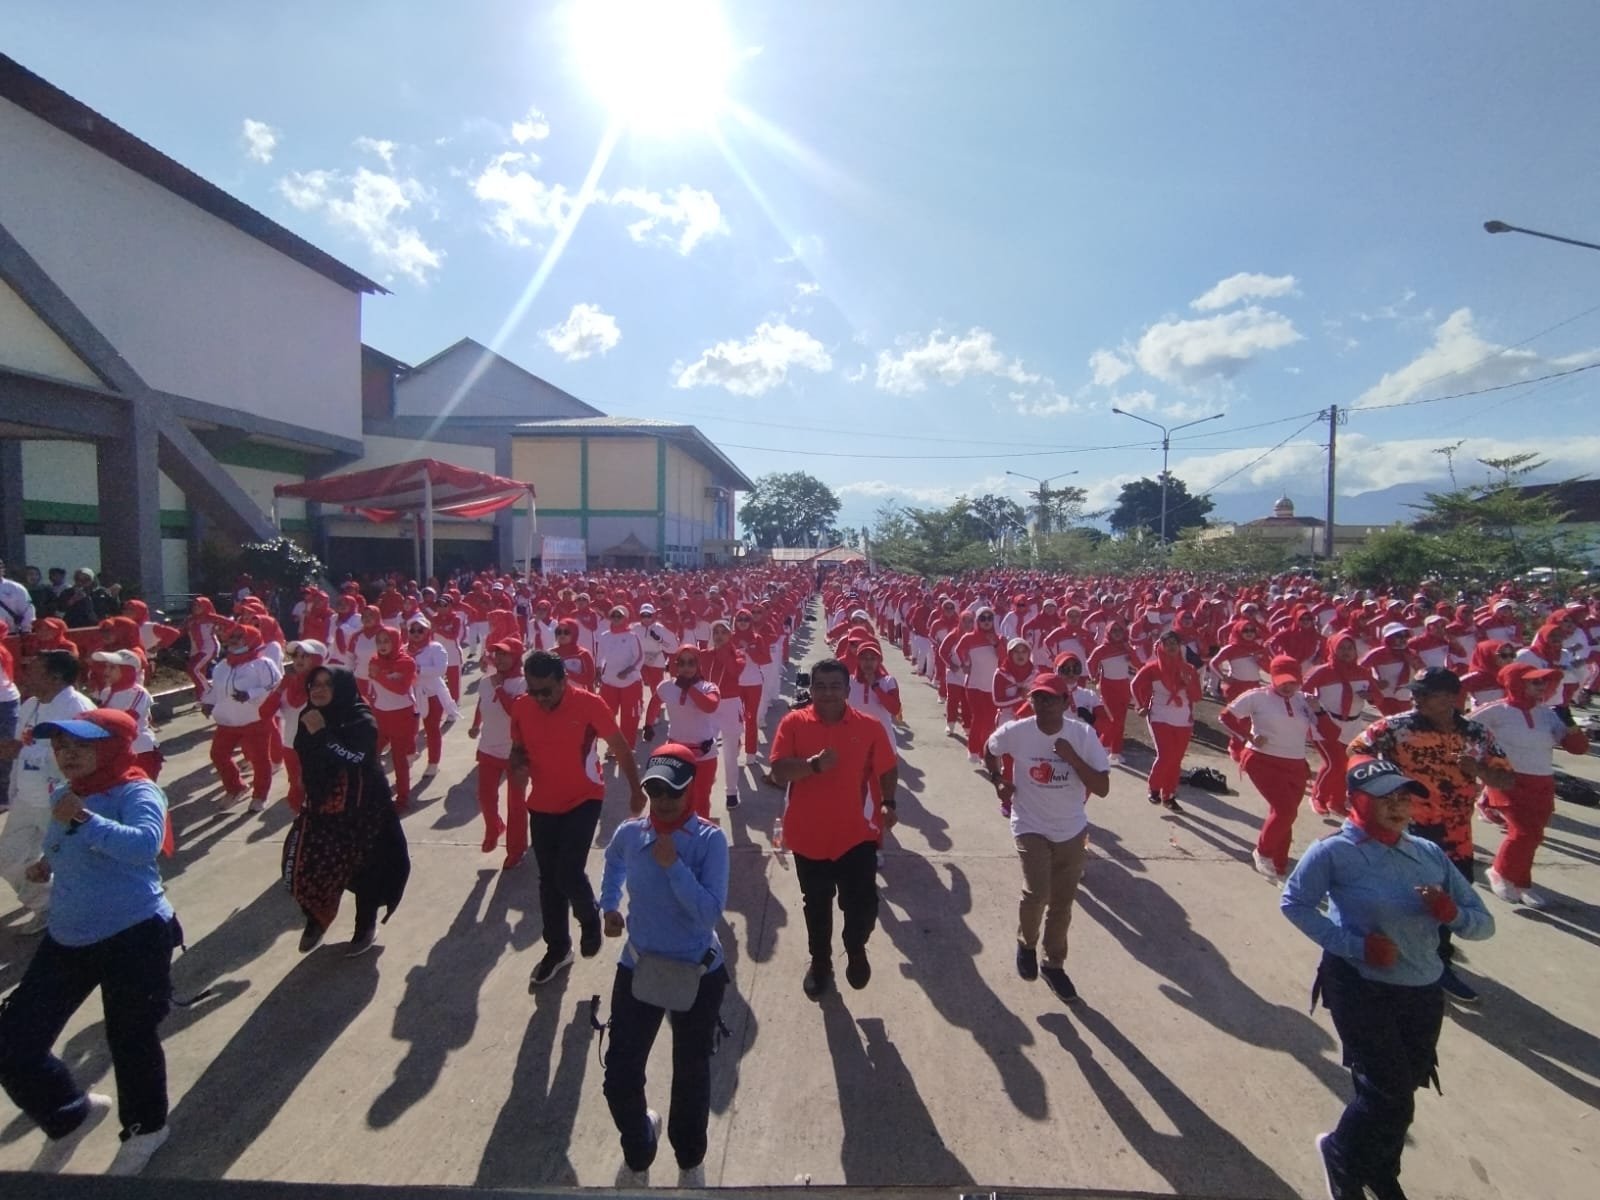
xmin=24 ymin=534 xmax=100 ymax=577
xmin=354 ymin=433 xmax=495 ymax=474
xmin=0 ymin=97 xmax=363 ymax=440
xmin=21 ymin=439 xmax=96 ymax=501
xmin=0 ymin=280 xmax=101 ymax=385
xmin=225 ymin=464 xmax=306 ymax=522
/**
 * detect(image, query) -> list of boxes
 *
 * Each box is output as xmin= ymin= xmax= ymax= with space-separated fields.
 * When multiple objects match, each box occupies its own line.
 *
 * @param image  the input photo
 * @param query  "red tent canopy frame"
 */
xmin=273 ymin=458 xmax=537 ymax=580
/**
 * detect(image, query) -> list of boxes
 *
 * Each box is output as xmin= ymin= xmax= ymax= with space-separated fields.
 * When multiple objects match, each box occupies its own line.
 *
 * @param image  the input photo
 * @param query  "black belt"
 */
xmin=1329 ymin=712 xmax=1360 ymax=722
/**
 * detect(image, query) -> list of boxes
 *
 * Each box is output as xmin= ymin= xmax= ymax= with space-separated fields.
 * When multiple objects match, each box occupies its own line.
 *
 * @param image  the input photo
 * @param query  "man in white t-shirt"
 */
xmin=983 ymin=672 xmax=1110 ymax=1005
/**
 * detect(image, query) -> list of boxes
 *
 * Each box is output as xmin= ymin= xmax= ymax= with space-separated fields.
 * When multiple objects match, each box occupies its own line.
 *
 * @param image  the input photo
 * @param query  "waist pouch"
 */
xmin=629 ymin=942 xmax=714 ymax=1012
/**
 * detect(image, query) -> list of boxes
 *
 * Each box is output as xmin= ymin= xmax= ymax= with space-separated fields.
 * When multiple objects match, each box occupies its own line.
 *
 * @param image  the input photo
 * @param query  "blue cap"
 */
xmin=33 ymin=718 xmax=116 ymax=741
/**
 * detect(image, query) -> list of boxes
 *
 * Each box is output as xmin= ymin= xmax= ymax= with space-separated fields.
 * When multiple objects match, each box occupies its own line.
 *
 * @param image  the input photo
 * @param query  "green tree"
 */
xmin=1015 ymin=483 xmax=1089 ymax=534
xmin=739 ymin=471 xmax=842 ymax=548
xmin=1410 ymin=453 xmax=1588 ymax=581
xmin=1108 ymin=474 xmax=1214 ymax=542
xmin=1338 ymin=527 xmax=1443 ymax=589
xmin=963 ymin=493 xmax=1029 ymax=542
xmin=1170 ymin=527 xmax=1292 ymax=575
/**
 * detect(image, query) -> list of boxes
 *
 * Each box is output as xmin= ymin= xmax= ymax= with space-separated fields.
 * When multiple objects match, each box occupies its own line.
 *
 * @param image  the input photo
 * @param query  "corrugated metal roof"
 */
xmin=512 ymin=416 xmax=754 ymax=491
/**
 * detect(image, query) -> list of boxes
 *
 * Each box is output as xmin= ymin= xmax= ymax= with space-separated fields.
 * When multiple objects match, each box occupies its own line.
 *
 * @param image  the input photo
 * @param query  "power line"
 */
xmin=1350 ymin=359 xmax=1600 ymax=413
xmin=716 ymin=438 xmax=1159 ymax=461
xmin=1161 ymin=414 xmax=1327 ymax=519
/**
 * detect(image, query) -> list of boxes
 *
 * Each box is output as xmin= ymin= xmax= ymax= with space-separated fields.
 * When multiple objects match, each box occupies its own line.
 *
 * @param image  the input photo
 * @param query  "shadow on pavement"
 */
xmin=1446 ymin=974 xmax=1600 ymax=1109
xmin=878 ymin=858 xmax=1047 ymax=1119
xmin=1074 ymin=838 xmax=1349 ymax=1102
xmin=150 ymin=947 xmax=385 ymax=1179
xmin=821 ymin=1001 xmax=974 ymax=1186
xmin=1038 ymin=1007 xmax=1299 ymax=1199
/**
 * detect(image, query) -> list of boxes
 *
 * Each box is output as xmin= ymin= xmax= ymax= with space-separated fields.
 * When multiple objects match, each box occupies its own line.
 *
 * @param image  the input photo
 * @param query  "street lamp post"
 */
xmin=1484 ymin=219 xmax=1600 ymax=254
xmin=1109 ymin=408 xmax=1224 ymax=542
xmin=1004 ymin=470 xmax=1079 ymax=535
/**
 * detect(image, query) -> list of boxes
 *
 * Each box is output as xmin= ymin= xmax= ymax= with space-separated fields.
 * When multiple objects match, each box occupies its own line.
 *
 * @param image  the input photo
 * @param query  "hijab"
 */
xmin=1153 ymin=636 xmax=1190 ymax=706
xmin=1347 ymin=789 xmax=1402 ymax=847
xmin=61 ymin=709 xmax=149 ymax=799
xmin=1498 ymin=661 xmax=1548 ymax=728
xmin=224 ymin=624 xmax=264 ymax=666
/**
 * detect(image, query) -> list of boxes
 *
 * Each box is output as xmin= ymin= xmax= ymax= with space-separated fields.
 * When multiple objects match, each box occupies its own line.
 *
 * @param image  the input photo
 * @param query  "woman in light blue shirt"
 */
xmin=1281 ymin=757 xmax=1494 ymax=1200
xmin=598 ymin=742 xmax=729 ymax=1190
xmin=0 ymin=709 xmax=180 ymax=1178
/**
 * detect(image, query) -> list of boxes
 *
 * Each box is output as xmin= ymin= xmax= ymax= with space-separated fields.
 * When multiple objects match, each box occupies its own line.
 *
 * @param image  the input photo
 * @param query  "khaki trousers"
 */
xmin=1016 ymin=829 xmax=1088 ymax=968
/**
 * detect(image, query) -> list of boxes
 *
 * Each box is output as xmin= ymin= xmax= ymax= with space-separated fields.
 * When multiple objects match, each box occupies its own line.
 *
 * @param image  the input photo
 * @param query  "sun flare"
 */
xmin=569 ymin=0 xmax=736 ymax=135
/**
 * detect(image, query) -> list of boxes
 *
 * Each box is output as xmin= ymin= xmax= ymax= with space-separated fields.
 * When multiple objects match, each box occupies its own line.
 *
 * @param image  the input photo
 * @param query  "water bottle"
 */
xmin=772 ymin=818 xmax=785 ymax=853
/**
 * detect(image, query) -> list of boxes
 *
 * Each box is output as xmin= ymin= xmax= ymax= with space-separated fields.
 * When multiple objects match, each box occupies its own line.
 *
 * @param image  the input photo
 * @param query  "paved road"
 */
xmin=1 ymin=610 xmax=1596 ymax=1198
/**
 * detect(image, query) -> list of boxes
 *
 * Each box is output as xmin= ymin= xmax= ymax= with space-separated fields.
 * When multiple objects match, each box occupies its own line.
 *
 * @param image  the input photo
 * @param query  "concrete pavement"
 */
xmin=1 ymin=610 xmax=1597 ymax=1199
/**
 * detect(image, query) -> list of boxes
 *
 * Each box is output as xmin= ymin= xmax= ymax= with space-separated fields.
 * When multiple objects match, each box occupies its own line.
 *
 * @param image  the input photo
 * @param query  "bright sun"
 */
xmin=569 ymin=0 xmax=736 ymax=135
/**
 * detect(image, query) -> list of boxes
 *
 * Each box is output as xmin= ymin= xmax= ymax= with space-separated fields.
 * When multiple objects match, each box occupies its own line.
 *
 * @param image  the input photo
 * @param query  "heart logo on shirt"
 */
xmin=1028 ymin=761 xmax=1055 ymax=785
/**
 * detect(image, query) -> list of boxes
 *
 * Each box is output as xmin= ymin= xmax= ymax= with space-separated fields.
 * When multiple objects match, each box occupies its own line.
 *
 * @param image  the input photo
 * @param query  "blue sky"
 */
xmin=8 ymin=0 xmax=1600 ymax=531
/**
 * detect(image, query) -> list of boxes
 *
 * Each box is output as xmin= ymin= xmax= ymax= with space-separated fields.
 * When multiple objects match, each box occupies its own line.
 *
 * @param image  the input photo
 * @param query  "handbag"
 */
xmin=629 ymin=942 xmax=712 ymax=1012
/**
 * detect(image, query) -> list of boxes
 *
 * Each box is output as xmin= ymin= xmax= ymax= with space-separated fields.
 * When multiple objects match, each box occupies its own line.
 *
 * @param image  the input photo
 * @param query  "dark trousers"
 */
xmin=1437 ymin=853 xmax=1473 ymax=964
xmin=793 ymin=840 xmax=879 ymax=971
xmin=528 ymin=799 xmax=602 ymax=954
xmin=0 ymin=698 xmax=17 ymax=805
xmin=1318 ymin=953 xmax=1444 ymax=1189
xmin=603 ymin=963 xmax=729 ymax=1172
xmin=0 ymin=915 xmax=176 ymax=1139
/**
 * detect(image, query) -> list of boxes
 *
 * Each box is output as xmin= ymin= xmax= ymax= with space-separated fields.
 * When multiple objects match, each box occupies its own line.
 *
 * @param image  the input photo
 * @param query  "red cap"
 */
xmin=1269 ymin=655 xmax=1302 ymax=687
xmin=1027 ymin=672 xmax=1070 ymax=697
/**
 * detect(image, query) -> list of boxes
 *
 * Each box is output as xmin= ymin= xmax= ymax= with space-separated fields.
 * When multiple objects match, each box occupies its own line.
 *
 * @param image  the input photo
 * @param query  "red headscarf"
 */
xmin=224 ymin=624 xmax=264 ymax=666
xmin=1152 ymin=636 xmax=1191 ymax=707
xmin=1345 ymin=759 xmax=1403 ymax=847
xmin=52 ymin=709 xmax=149 ymax=798
xmin=1499 ymin=661 xmax=1557 ymax=728
xmin=1304 ymin=633 xmax=1371 ymax=717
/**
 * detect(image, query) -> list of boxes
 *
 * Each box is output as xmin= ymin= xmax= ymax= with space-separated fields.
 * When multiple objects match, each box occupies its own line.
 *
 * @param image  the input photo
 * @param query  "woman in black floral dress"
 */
xmin=283 ymin=668 xmax=409 ymax=955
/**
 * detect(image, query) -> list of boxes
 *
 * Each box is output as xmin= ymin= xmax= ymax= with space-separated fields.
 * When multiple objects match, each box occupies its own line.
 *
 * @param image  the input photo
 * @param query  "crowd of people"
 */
xmin=0 ymin=558 xmax=1595 ymax=1196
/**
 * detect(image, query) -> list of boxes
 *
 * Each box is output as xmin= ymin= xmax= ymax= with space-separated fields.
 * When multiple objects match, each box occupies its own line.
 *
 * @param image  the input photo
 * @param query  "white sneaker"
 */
xmin=1108 ymin=753 xmax=1124 ymax=766
xmin=107 ymin=1124 xmax=170 ymax=1176
xmin=219 ymin=790 xmax=249 ymax=809
xmin=615 ymin=1163 xmax=650 ymax=1188
xmin=967 ymin=752 xmax=981 ymax=764
xmin=1486 ymin=867 xmax=1523 ymax=904
xmin=31 ymin=1093 xmax=112 ymax=1173
xmin=248 ymin=796 xmax=269 ymax=814
xmin=421 ymin=763 xmax=439 ymax=779
xmin=1520 ymin=886 xmax=1549 ymax=910
xmin=945 ymin=722 xmax=956 ymax=735
xmin=678 ymin=1162 xmax=707 ymax=1188
xmin=17 ymin=910 xmax=48 ymax=936
xmin=1252 ymin=850 xmax=1284 ymax=884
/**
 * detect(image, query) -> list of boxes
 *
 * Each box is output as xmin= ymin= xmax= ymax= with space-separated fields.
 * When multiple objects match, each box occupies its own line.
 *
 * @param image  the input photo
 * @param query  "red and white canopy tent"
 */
xmin=273 ymin=459 xmax=537 ymax=581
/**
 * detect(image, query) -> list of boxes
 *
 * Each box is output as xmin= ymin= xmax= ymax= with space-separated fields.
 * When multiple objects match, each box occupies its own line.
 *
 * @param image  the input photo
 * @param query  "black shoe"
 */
xmin=802 ymin=962 xmax=832 ymax=1000
xmin=1016 ymin=943 xmax=1039 ymax=981
xmin=1162 ymin=796 xmax=1185 ymax=814
xmin=726 ymin=792 xmax=740 ymax=810
xmin=1147 ymin=791 xmax=1162 ymax=806
xmin=1365 ymin=1173 xmax=1409 ymax=1200
xmin=1439 ymin=966 xmax=1479 ymax=1004
xmin=531 ymin=948 xmax=575 ymax=987
xmin=579 ymin=920 xmax=603 ymax=959
xmin=299 ymin=916 xmax=326 ymax=954
xmin=346 ymin=927 xmax=378 ymax=957
xmin=845 ymin=947 xmax=871 ymax=990
xmin=1314 ymin=1133 xmax=1366 ymax=1200
xmin=640 ymin=725 xmax=655 ymax=743
xmin=1040 ymin=965 xmax=1079 ymax=1004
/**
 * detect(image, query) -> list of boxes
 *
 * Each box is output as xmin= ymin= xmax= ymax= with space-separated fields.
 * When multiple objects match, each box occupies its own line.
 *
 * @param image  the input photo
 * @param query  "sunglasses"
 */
xmin=642 ymin=780 xmax=681 ymax=799
xmin=978 ymin=616 xmax=995 ymax=623
xmin=673 ymin=658 xmax=699 ymax=666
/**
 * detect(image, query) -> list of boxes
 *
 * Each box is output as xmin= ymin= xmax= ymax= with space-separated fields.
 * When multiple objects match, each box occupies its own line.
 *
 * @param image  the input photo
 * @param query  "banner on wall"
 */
xmin=540 ymin=536 xmax=588 ymax=575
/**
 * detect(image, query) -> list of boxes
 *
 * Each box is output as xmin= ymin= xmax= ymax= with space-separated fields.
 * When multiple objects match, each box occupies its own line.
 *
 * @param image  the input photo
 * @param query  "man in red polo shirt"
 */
xmin=768 ymin=657 xmax=898 ymax=999
xmin=510 ymin=650 xmax=647 ymax=986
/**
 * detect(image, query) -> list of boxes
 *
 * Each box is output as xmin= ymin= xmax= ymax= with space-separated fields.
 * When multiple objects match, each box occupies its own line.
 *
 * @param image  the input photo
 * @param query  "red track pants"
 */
xmin=1220 ymin=678 xmax=1253 ymax=760
xmin=642 ymin=665 xmax=666 ymax=727
xmin=476 ymin=751 xmax=530 ymax=860
xmin=741 ymin=683 xmax=764 ymax=754
xmin=1241 ymin=747 xmax=1310 ymax=874
xmin=689 ymin=757 xmax=717 ymax=820
xmin=946 ymin=678 xmax=969 ymax=728
xmin=1145 ymin=720 xmax=1192 ymax=798
xmin=446 ymin=665 xmax=462 ymax=703
xmin=421 ymin=695 xmax=445 ymax=766
xmin=966 ymin=688 xmax=998 ymax=755
xmin=1486 ymin=772 xmax=1556 ymax=889
xmin=211 ymin=721 xmax=274 ymax=801
xmin=375 ymin=707 xmax=419 ymax=807
xmin=1099 ymin=678 xmax=1132 ymax=756
xmin=187 ymin=655 xmax=212 ymax=703
xmin=1311 ymin=738 xmax=1351 ymax=816
xmin=601 ymin=680 xmax=645 ymax=749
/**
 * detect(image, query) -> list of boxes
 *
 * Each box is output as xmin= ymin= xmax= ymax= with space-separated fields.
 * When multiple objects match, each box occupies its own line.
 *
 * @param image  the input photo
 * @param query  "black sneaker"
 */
xmin=579 ymin=920 xmax=603 ymax=959
xmin=1440 ymin=966 xmax=1479 ymax=1005
xmin=844 ymin=947 xmax=871 ymax=990
xmin=1366 ymin=1173 xmax=1410 ymax=1200
xmin=1016 ymin=943 xmax=1039 ymax=981
xmin=802 ymin=962 xmax=832 ymax=1000
xmin=1040 ymin=965 xmax=1079 ymax=1004
xmin=640 ymin=725 xmax=655 ymax=743
xmin=1147 ymin=791 xmax=1162 ymax=806
xmin=531 ymin=948 xmax=575 ymax=987
xmin=1162 ymin=796 xmax=1185 ymax=814
xmin=1314 ymin=1133 xmax=1366 ymax=1200
xmin=726 ymin=792 xmax=740 ymax=810
xmin=346 ymin=927 xmax=378 ymax=958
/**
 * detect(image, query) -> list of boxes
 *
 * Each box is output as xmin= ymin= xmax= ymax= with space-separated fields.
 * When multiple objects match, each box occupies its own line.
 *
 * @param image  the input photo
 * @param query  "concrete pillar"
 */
xmin=98 ymin=403 xmax=165 ymax=601
xmin=493 ymin=434 xmax=515 ymax=572
xmin=0 ymin=440 xmax=24 ymax=567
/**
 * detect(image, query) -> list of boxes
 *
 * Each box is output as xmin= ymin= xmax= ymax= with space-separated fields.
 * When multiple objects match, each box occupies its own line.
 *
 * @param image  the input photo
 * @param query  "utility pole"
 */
xmin=1323 ymin=404 xmax=1340 ymax=559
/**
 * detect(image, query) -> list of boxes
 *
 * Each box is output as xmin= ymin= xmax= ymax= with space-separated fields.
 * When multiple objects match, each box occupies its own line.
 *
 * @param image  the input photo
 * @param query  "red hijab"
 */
xmin=55 ymin=709 xmax=149 ymax=798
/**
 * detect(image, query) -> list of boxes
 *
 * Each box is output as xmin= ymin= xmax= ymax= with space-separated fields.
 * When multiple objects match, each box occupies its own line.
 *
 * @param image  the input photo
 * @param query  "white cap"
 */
xmin=90 ymin=649 xmax=141 ymax=669
xmin=286 ymin=639 xmax=328 ymax=657
xmin=1380 ymin=621 xmax=1410 ymax=640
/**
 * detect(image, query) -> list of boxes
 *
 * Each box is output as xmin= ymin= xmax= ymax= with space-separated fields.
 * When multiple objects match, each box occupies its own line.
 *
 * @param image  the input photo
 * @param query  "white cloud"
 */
xmin=795 ymin=281 xmax=821 ymax=297
xmin=837 ymin=474 xmax=1022 ymax=507
xmin=673 ymin=322 xmax=832 ymax=396
xmin=875 ymin=327 xmax=1040 ymax=396
xmin=277 ymin=167 xmax=442 ymax=283
xmin=353 ymin=136 xmax=397 ymax=167
xmin=541 ymin=302 xmax=621 ymax=361
xmin=1016 ymin=390 xmax=1083 ymax=417
xmin=604 ymin=185 xmax=726 ymax=254
xmin=844 ymin=364 xmax=867 ymax=384
xmin=1354 ymin=307 xmax=1600 ymax=409
xmin=1089 ymin=348 xmax=1132 ymax=387
xmin=512 ymin=107 xmax=551 ymax=144
xmin=471 ymin=152 xmax=574 ymax=245
xmin=1133 ymin=305 xmax=1301 ymax=386
xmin=241 ymin=118 xmax=278 ymax=164
xmin=1191 ymin=272 xmax=1298 ymax=311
